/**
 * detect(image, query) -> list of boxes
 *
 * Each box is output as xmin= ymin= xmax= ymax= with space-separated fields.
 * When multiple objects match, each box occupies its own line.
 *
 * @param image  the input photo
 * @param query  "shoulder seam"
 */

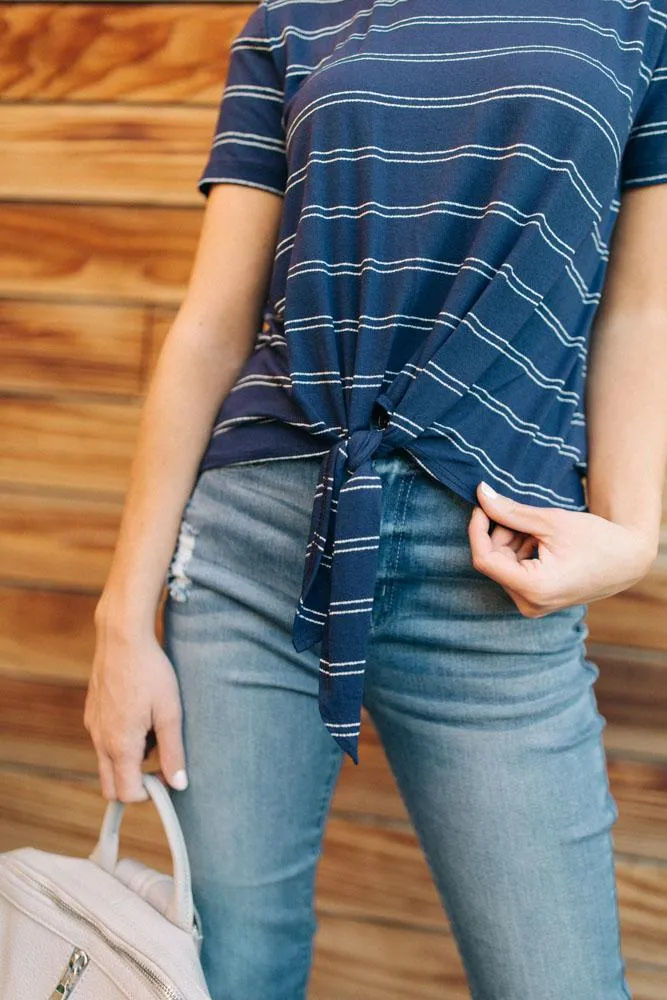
xmin=261 ymin=0 xmax=287 ymax=90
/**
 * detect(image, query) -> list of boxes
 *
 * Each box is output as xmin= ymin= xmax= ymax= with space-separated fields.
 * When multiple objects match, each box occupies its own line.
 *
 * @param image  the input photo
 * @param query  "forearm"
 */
xmin=95 ymin=310 xmax=253 ymax=635
xmin=584 ymin=305 xmax=667 ymax=557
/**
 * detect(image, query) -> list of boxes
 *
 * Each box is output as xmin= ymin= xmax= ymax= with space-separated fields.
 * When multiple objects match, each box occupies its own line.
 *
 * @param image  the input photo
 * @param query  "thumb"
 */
xmin=154 ymin=705 xmax=188 ymax=792
xmin=476 ymin=481 xmax=555 ymax=538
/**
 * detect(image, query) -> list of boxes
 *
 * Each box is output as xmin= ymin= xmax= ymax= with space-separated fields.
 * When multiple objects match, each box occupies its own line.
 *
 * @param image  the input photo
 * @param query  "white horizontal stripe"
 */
xmin=430 ymin=422 xmax=580 ymax=505
xmin=286 ymin=86 xmax=622 ymax=166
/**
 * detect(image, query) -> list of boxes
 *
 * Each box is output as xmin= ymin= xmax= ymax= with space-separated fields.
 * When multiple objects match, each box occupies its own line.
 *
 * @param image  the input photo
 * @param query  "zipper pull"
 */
xmin=49 ymin=947 xmax=89 ymax=999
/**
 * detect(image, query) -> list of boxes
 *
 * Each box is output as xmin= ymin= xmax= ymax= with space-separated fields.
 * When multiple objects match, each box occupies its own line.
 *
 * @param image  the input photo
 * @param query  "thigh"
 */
xmin=364 ymin=457 xmax=632 ymax=1000
xmin=161 ymin=458 xmax=344 ymax=1000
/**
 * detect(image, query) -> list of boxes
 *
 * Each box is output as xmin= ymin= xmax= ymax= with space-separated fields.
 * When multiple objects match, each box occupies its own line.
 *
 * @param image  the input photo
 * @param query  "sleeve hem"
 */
xmin=620 ymin=159 xmax=667 ymax=188
xmin=198 ymin=174 xmax=285 ymax=198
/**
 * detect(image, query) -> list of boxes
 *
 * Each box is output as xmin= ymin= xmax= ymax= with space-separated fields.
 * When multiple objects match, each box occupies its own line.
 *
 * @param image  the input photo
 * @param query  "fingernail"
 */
xmin=480 ymin=481 xmax=497 ymax=499
xmin=171 ymin=769 xmax=188 ymax=790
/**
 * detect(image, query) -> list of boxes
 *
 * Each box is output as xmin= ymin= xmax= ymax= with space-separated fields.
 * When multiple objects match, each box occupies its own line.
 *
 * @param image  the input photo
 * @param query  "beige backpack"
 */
xmin=0 ymin=772 xmax=212 ymax=999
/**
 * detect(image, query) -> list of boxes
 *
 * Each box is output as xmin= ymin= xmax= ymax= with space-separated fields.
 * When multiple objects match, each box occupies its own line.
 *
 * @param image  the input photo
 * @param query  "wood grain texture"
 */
xmin=0 ymin=764 xmax=471 ymax=998
xmin=0 ymin=3 xmax=252 ymax=104
xmin=0 ymin=300 xmax=145 ymax=396
xmin=1 ymin=3 xmax=665 ymax=992
xmin=2 ymin=673 xmax=667 ymax=864
xmin=0 ymin=587 xmax=167 ymax=687
xmin=594 ymin=645 xmax=667 ymax=732
xmin=0 ymin=586 xmax=166 ymax=684
xmin=607 ymin=756 xmax=667 ymax=861
xmin=0 ymin=203 xmax=199 ymax=305
xmin=0 ymin=492 xmax=122 ymax=589
xmin=310 ymin=919 xmax=667 ymax=1000
xmin=0 ymin=769 xmax=162 ymax=861
xmin=604 ymin=725 xmax=667 ymax=761
xmin=586 ymin=561 xmax=667 ymax=649
xmin=0 ymin=398 xmax=140 ymax=494
xmin=0 ymin=766 xmax=665 ymax=994
xmin=311 ymin=918 xmax=470 ymax=999
xmin=1 ymin=566 xmax=667 ymax=688
xmin=0 ymin=103 xmax=218 ymax=206
xmin=0 ymin=680 xmax=93 ymax=775
xmin=0 ymin=587 xmax=98 ymax=684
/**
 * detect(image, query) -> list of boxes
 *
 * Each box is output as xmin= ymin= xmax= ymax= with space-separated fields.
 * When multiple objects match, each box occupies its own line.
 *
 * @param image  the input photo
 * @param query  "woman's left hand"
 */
xmin=468 ymin=481 xmax=658 ymax=618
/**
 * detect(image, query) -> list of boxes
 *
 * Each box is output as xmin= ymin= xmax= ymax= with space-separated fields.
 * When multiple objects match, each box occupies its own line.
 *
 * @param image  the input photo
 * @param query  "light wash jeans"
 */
xmin=162 ymin=452 xmax=632 ymax=1000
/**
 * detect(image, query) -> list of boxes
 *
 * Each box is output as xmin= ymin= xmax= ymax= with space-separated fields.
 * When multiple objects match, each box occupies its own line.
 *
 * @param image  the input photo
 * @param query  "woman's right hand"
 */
xmin=84 ymin=615 xmax=188 ymax=803
xmin=78 ymin=184 xmax=282 ymax=802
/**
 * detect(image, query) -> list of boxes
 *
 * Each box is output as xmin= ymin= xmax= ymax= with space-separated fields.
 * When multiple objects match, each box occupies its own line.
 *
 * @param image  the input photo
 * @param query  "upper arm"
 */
xmin=601 ymin=183 xmax=667 ymax=320
xmin=177 ymin=0 xmax=287 ymax=354
xmin=600 ymin=27 xmax=667 ymax=320
xmin=180 ymin=182 xmax=283 ymax=358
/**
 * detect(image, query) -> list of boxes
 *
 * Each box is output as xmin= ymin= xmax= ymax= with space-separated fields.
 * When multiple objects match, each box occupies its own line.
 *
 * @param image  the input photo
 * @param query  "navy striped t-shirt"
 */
xmin=195 ymin=0 xmax=667 ymax=764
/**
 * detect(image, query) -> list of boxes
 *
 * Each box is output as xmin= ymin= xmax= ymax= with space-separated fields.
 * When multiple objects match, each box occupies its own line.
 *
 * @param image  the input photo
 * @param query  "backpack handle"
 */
xmin=88 ymin=772 xmax=194 ymax=934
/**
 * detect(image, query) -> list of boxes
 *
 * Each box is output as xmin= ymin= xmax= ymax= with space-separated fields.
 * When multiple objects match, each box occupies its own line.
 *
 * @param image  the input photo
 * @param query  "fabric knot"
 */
xmin=290 ymin=422 xmax=391 ymax=765
xmin=344 ymin=428 xmax=385 ymax=475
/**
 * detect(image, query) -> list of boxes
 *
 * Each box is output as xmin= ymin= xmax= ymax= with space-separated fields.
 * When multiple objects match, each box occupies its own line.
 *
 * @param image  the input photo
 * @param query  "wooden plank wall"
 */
xmin=1 ymin=4 xmax=667 ymax=996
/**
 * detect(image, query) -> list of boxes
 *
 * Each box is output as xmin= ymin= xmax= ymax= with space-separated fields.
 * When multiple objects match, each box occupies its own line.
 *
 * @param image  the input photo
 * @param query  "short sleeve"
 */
xmin=620 ymin=27 xmax=667 ymax=189
xmin=198 ymin=1 xmax=287 ymax=198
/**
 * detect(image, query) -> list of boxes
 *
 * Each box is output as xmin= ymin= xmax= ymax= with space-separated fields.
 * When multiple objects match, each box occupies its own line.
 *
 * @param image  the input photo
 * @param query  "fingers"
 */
xmin=469 ymin=504 xmax=539 ymax=564
xmin=143 ymin=727 xmax=158 ymax=760
xmin=96 ymin=748 xmax=118 ymax=801
xmin=90 ymin=729 xmax=150 ymax=803
xmin=476 ymin=481 xmax=557 ymax=539
xmin=84 ymin=630 xmax=188 ymax=803
xmin=491 ymin=523 xmax=540 ymax=560
xmin=515 ymin=535 xmax=540 ymax=561
xmin=154 ymin=705 xmax=188 ymax=792
xmin=468 ymin=503 xmax=494 ymax=562
xmin=111 ymin=751 xmax=150 ymax=802
xmin=488 ymin=523 xmax=514 ymax=546
xmin=490 ymin=522 xmax=535 ymax=555
xmin=469 ymin=504 xmax=547 ymax=604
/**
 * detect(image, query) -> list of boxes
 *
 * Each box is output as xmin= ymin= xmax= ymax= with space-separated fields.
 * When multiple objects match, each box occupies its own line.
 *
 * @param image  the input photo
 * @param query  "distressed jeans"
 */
xmin=162 ymin=452 xmax=632 ymax=1000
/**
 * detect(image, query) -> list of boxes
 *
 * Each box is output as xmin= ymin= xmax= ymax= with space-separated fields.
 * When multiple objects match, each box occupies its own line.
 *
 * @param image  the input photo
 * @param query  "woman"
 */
xmin=85 ymin=2 xmax=667 ymax=997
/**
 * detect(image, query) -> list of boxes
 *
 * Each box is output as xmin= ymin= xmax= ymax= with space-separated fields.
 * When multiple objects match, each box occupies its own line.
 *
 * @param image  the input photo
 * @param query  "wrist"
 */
xmin=601 ymin=515 xmax=659 ymax=562
xmin=624 ymin=525 xmax=660 ymax=573
xmin=595 ymin=512 xmax=660 ymax=568
xmin=588 ymin=508 xmax=660 ymax=571
xmin=585 ymin=480 xmax=661 ymax=556
xmin=94 ymin=586 xmax=161 ymax=638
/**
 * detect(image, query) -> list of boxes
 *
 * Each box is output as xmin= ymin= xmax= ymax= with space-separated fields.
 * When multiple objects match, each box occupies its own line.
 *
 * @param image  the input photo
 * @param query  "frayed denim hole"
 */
xmin=166 ymin=518 xmax=199 ymax=603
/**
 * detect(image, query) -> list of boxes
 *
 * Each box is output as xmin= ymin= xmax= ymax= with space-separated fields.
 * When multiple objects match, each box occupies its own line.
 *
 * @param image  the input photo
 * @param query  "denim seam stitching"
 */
xmin=383 ymin=470 xmax=418 ymax=623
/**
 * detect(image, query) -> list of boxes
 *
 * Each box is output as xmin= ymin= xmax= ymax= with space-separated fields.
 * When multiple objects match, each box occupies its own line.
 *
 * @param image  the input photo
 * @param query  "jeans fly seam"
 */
xmin=382 ymin=470 xmax=418 ymax=624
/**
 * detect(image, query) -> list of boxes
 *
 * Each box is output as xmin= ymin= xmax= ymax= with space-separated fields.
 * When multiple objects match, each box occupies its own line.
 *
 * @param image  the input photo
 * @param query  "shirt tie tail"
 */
xmin=292 ymin=429 xmax=385 ymax=765
xmin=291 ymin=442 xmax=342 ymax=653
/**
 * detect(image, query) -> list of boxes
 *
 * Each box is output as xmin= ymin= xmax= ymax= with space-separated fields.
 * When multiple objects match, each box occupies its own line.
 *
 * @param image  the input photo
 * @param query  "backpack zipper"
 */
xmin=7 ymin=861 xmax=187 ymax=1000
xmin=49 ymin=947 xmax=88 ymax=999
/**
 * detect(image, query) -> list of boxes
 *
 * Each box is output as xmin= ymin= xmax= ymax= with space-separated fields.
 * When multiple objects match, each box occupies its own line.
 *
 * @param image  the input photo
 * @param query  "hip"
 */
xmin=164 ymin=452 xmax=590 ymax=660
